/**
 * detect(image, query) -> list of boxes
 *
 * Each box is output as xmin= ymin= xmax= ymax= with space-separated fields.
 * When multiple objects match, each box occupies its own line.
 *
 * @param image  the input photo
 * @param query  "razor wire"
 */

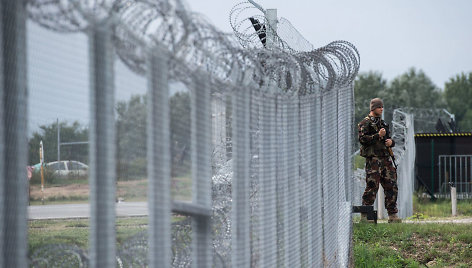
xmin=396 ymin=107 xmax=456 ymax=133
xmin=391 ymin=109 xmax=415 ymax=218
xmin=20 ymin=0 xmax=362 ymax=267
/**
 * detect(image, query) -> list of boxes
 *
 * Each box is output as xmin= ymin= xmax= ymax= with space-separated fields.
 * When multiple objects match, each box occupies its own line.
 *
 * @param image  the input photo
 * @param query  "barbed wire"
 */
xmin=395 ymin=107 xmax=455 ymax=133
xmin=230 ymin=1 xmax=360 ymax=91
xmin=27 ymin=0 xmax=359 ymax=94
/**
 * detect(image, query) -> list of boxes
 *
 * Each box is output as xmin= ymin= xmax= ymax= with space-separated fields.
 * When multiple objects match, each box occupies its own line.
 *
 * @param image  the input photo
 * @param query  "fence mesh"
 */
xmin=0 ymin=0 xmax=382 ymax=267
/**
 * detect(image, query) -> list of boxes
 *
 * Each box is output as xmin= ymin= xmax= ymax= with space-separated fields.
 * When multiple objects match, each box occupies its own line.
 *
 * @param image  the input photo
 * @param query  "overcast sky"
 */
xmin=27 ymin=0 xmax=472 ymax=133
xmin=191 ymin=0 xmax=472 ymax=88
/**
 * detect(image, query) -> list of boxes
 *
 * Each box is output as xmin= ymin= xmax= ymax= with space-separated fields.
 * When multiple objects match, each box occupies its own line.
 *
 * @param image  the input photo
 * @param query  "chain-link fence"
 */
xmin=2 ymin=0 xmax=362 ymax=267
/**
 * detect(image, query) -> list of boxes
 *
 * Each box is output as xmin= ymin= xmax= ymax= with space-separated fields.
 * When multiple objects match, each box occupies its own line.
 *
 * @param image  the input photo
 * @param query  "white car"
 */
xmin=34 ymin=160 xmax=88 ymax=178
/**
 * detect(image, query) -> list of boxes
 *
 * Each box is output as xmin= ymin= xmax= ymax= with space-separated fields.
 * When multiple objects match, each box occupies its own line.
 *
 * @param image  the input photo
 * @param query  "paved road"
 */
xmin=29 ymin=204 xmax=472 ymax=223
xmin=28 ymin=202 xmax=148 ymax=220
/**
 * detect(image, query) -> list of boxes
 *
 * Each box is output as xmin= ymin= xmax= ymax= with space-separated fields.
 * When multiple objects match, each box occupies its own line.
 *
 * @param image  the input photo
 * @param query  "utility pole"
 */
xmin=57 ymin=118 xmax=60 ymax=161
xmin=39 ymin=141 xmax=45 ymax=205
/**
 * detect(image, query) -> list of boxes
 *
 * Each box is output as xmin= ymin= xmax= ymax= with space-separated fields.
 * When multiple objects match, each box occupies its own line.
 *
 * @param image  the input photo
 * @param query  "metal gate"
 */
xmin=438 ymin=155 xmax=472 ymax=198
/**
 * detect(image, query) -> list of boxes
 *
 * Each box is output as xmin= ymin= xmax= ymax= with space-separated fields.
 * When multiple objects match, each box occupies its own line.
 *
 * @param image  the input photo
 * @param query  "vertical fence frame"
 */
xmin=287 ymin=96 xmax=301 ymax=267
xmin=299 ymin=95 xmax=314 ymax=266
xmin=311 ymin=90 xmax=323 ymax=267
xmin=259 ymin=91 xmax=277 ymax=268
xmin=191 ymin=72 xmax=212 ymax=268
xmin=1 ymin=1 xmax=28 ymax=267
xmin=147 ymin=45 xmax=171 ymax=268
xmin=231 ymin=87 xmax=251 ymax=268
xmin=88 ymin=18 xmax=116 ymax=268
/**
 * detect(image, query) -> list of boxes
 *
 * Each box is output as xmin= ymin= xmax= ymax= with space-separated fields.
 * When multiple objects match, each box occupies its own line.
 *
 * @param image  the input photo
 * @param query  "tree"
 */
xmin=169 ymin=92 xmax=191 ymax=177
xmin=353 ymin=72 xmax=387 ymax=151
xmin=354 ymin=71 xmax=387 ymax=125
xmin=115 ymin=92 xmax=191 ymax=180
xmin=116 ymin=95 xmax=147 ymax=180
xmin=444 ymin=72 xmax=472 ymax=131
xmin=381 ymin=67 xmax=444 ymax=122
xmin=28 ymin=121 xmax=88 ymax=165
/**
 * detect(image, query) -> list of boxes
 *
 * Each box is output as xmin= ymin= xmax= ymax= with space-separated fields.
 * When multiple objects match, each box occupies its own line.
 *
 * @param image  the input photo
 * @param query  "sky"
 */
xmin=27 ymin=0 xmax=472 ymax=134
xmin=190 ymin=0 xmax=472 ymax=87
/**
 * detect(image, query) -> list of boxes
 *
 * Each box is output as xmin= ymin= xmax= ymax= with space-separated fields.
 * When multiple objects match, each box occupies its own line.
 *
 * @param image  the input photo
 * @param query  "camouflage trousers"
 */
xmin=362 ymin=156 xmax=398 ymax=214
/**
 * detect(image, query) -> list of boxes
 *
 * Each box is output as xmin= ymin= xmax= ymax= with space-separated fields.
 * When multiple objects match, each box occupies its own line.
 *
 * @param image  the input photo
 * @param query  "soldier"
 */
xmin=358 ymin=98 xmax=401 ymax=223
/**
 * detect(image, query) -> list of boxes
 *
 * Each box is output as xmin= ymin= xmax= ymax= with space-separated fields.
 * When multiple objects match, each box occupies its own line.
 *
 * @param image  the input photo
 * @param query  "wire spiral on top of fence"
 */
xmin=19 ymin=0 xmax=366 ymax=267
xmin=27 ymin=0 xmax=359 ymax=94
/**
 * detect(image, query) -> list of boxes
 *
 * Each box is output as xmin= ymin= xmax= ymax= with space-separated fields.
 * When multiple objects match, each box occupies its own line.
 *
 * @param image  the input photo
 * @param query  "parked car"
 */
xmin=33 ymin=160 xmax=88 ymax=179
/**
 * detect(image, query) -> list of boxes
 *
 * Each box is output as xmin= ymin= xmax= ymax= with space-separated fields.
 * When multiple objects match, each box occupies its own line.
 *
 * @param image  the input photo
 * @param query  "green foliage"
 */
xmin=354 ymin=72 xmax=386 ymax=150
xmin=444 ymin=72 xmax=472 ymax=131
xmin=28 ymin=121 xmax=88 ymax=165
xmin=354 ymin=71 xmax=387 ymax=125
xmin=115 ymin=92 xmax=191 ymax=180
xmin=169 ymin=92 xmax=191 ymax=177
xmin=353 ymin=155 xmax=365 ymax=170
xmin=380 ymin=68 xmax=444 ymax=122
xmin=116 ymin=95 xmax=147 ymax=180
xmin=29 ymin=166 xmax=57 ymax=185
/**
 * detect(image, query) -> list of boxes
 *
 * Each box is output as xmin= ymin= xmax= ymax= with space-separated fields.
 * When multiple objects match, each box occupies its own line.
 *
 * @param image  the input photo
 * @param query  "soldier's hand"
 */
xmin=385 ymin=139 xmax=393 ymax=147
xmin=379 ymin=128 xmax=386 ymax=137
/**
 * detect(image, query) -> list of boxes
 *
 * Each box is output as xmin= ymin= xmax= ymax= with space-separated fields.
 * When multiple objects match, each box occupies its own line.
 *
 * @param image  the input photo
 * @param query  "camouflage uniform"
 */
xmin=358 ymin=116 xmax=398 ymax=215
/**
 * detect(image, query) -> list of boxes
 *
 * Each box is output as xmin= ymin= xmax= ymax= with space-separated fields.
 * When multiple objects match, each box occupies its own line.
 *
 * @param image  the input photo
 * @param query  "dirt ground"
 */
xmin=29 ymin=178 xmax=190 ymax=201
xmin=29 ymin=184 xmax=90 ymax=200
xmin=29 ymin=180 xmax=148 ymax=201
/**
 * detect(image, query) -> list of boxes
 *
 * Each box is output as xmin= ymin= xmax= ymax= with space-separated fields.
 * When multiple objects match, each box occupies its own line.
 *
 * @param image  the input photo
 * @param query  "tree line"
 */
xmin=355 ymin=68 xmax=472 ymax=132
xmin=28 ymin=68 xmax=472 ymax=174
xmin=28 ymin=92 xmax=191 ymax=181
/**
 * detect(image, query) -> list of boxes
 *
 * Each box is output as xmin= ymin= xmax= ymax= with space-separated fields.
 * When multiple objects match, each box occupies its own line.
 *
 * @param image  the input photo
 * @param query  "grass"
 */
xmin=354 ymin=223 xmax=472 ymax=267
xmin=354 ymin=154 xmax=366 ymax=170
xmin=29 ymin=217 xmax=150 ymax=254
xmin=353 ymin=193 xmax=472 ymax=267
xmin=413 ymin=194 xmax=472 ymax=218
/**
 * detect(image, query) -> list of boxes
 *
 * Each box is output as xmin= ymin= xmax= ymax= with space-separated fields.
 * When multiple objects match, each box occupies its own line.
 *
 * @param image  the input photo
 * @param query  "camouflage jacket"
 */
xmin=358 ymin=116 xmax=395 ymax=157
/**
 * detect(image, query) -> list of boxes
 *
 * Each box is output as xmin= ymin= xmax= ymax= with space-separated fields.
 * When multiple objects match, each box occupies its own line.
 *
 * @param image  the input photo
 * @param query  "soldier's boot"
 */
xmin=360 ymin=213 xmax=374 ymax=223
xmin=388 ymin=213 xmax=402 ymax=223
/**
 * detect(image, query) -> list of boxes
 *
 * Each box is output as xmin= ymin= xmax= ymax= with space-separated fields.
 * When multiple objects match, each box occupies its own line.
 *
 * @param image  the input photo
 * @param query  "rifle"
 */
xmin=374 ymin=117 xmax=398 ymax=169
xmin=387 ymin=147 xmax=398 ymax=169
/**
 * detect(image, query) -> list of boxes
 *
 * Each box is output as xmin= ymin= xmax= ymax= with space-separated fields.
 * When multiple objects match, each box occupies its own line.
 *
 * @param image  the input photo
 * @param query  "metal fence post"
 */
xmin=287 ymin=96 xmax=301 ymax=267
xmin=0 ymin=4 xmax=3 ymax=261
xmin=299 ymin=96 xmax=314 ymax=266
xmin=276 ymin=95 xmax=289 ymax=267
xmin=311 ymin=91 xmax=323 ymax=267
xmin=0 ymin=0 xmax=28 ymax=267
xmin=321 ymin=89 xmax=338 ymax=266
xmin=259 ymin=92 xmax=277 ymax=268
xmin=88 ymin=18 xmax=116 ymax=268
xmin=232 ymin=87 xmax=251 ymax=268
xmin=191 ymin=72 xmax=212 ymax=268
xmin=147 ymin=45 xmax=171 ymax=268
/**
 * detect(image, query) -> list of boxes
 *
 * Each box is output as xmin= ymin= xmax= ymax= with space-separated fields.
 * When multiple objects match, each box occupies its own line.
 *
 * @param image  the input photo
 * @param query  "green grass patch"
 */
xmin=354 ymin=195 xmax=472 ymax=267
xmin=29 ymin=217 xmax=149 ymax=254
xmin=354 ymin=154 xmax=365 ymax=170
xmin=354 ymin=223 xmax=472 ymax=267
xmin=413 ymin=194 xmax=472 ymax=217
